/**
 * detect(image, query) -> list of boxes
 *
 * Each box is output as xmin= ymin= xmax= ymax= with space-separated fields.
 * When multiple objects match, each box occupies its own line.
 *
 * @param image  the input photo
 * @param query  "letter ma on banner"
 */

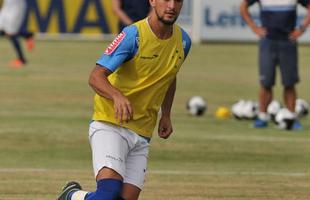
xmin=22 ymin=0 xmax=118 ymax=34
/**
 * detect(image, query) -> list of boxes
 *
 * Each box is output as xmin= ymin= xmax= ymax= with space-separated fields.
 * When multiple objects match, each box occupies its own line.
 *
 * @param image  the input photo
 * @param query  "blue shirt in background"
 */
xmin=247 ymin=0 xmax=310 ymax=40
xmin=119 ymin=0 xmax=150 ymax=31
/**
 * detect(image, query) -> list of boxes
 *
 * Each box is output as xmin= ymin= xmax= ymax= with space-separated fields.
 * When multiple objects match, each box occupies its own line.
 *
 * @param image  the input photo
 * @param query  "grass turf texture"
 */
xmin=0 ymin=39 xmax=310 ymax=200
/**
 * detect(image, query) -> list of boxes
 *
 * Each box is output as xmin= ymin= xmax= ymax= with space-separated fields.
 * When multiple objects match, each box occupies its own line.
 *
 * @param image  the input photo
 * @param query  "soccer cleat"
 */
xmin=292 ymin=120 xmax=302 ymax=130
xmin=56 ymin=181 xmax=82 ymax=200
xmin=9 ymin=59 xmax=25 ymax=69
xmin=253 ymin=118 xmax=268 ymax=128
xmin=25 ymin=37 xmax=35 ymax=51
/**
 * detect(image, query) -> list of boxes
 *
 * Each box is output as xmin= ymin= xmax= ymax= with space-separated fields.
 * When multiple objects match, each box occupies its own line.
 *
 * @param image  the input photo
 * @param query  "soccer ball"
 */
xmin=295 ymin=98 xmax=309 ymax=118
xmin=267 ymin=100 xmax=282 ymax=122
xmin=232 ymin=100 xmax=258 ymax=120
xmin=242 ymin=100 xmax=259 ymax=120
xmin=186 ymin=96 xmax=207 ymax=116
xmin=275 ymin=108 xmax=296 ymax=130
xmin=231 ymin=100 xmax=246 ymax=120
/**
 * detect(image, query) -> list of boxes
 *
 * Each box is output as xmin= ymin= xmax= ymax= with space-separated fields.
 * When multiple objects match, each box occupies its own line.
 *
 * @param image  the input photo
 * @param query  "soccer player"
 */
xmin=111 ymin=0 xmax=150 ymax=32
xmin=240 ymin=0 xmax=310 ymax=129
xmin=0 ymin=0 xmax=34 ymax=68
xmin=56 ymin=0 xmax=191 ymax=200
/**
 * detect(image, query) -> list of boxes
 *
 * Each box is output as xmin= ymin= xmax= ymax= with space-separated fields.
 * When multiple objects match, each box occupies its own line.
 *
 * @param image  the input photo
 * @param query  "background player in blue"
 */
xmin=56 ymin=0 xmax=191 ymax=200
xmin=240 ymin=0 xmax=310 ymax=129
xmin=112 ymin=0 xmax=150 ymax=32
xmin=0 ymin=0 xmax=34 ymax=68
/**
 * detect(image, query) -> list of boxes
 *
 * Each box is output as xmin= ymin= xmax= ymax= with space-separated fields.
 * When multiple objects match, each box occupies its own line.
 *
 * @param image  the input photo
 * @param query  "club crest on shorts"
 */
xmin=104 ymin=32 xmax=126 ymax=55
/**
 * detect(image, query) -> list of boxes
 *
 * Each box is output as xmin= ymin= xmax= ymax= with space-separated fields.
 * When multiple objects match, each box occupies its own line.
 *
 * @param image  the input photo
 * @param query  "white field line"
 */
xmin=0 ymin=168 xmax=309 ymax=177
xmin=199 ymin=134 xmax=310 ymax=143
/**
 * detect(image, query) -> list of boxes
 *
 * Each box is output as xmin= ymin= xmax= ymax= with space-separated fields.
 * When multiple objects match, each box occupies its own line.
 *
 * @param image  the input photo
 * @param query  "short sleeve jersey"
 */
xmin=94 ymin=19 xmax=191 ymax=137
xmin=97 ymin=25 xmax=191 ymax=73
xmin=247 ymin=0 xmax=310 ymax=40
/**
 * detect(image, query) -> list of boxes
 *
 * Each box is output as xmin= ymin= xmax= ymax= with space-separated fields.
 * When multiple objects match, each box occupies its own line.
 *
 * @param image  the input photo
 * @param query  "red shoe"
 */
xmin=26 ymin=37 xmax=35 ymax=51
xmin=10 ymin=59 xmax=25 ymax=69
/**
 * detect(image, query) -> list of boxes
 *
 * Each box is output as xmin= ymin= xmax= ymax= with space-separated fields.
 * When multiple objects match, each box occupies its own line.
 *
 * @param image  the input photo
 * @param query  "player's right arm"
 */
xmin=240 ymin=0 xmax=267 ymax=37
xmin=89 ymin=65 xmax=133 ymax=123
xmin=89 ymin=26 xmax=138 ymax=123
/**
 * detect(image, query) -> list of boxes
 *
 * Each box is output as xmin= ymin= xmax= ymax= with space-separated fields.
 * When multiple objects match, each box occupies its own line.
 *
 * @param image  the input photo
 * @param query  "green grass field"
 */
xmin=0 ymin=39 xmax=310 ymax=200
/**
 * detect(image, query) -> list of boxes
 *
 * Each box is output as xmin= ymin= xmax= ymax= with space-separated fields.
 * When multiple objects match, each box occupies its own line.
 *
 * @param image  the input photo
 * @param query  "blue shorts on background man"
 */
xmin=259 ymin=38 xmax=299 ymax=88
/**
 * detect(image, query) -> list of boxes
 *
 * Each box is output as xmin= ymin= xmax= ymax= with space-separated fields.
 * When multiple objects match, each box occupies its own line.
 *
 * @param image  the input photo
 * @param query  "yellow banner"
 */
xmin=25 ymin=0 xmax=118 ymax=34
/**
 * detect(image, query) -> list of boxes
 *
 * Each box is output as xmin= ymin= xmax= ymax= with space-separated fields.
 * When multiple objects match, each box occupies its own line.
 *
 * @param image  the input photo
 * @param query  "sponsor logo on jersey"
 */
xmin=104 ymin=32 xmax=126 ymax=55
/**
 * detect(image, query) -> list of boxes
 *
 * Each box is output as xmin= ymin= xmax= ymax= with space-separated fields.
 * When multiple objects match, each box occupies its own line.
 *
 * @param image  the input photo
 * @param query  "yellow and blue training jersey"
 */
xmin=93 ymin=18 xmax=191 ymax=138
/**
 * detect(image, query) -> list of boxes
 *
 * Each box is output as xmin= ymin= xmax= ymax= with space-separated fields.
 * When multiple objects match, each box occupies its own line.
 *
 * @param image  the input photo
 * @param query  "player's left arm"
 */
xmin=290 ymin=1 xmax=310 ymax=40
xmin=158 ymin=29 xmax=192 ymax=139
xmin=158 ymin=78 xmax=176 ymax=139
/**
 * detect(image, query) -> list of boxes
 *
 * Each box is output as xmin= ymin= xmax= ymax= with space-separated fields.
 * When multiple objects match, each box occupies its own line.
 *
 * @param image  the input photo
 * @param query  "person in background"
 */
xmin=111 ymin=0 xmax=150 ymax=32
xmin=240 ymin=0 xmax=310 ymax=129
xmin=0 ymin=0 xmax=34 ymax=68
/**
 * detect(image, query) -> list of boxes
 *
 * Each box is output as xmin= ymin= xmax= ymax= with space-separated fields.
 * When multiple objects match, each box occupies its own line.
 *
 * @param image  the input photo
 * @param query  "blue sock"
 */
xmin=85 ymin=179 xmax=123 ymax=200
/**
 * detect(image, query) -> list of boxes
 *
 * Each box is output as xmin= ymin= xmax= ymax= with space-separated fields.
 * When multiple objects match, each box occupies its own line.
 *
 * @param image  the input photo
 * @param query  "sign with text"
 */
xmin=23 ymin=0 xmax=118 ymax=34
xmin=199 ymin=0 xmax=310 ymax=42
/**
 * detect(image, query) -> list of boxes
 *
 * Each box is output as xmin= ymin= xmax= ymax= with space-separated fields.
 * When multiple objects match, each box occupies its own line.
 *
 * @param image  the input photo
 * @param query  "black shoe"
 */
xmin=57 ymin=181 xmax=82 ymax=200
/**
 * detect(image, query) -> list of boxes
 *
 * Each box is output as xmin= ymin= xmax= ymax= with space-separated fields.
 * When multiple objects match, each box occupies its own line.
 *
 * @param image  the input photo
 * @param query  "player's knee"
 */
xmin=283 ymin=81 xmax=298 ymax=90
xmin=94 ymin=179 xmax=123 ymax=200
xmin=261 ymin=83 xmax=272 ymax=90
xmin=284 ymin=85 xmax=296 ymax=92
xmin=260 ymin=79 xmax=274 ymax=90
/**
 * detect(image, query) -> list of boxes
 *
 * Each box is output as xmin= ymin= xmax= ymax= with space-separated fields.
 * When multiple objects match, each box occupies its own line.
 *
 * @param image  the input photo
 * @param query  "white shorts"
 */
xmin=0 ymin=0 xmax=26 ymax=35
xmin=89 ymin=121 xmax=150 ymax=189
